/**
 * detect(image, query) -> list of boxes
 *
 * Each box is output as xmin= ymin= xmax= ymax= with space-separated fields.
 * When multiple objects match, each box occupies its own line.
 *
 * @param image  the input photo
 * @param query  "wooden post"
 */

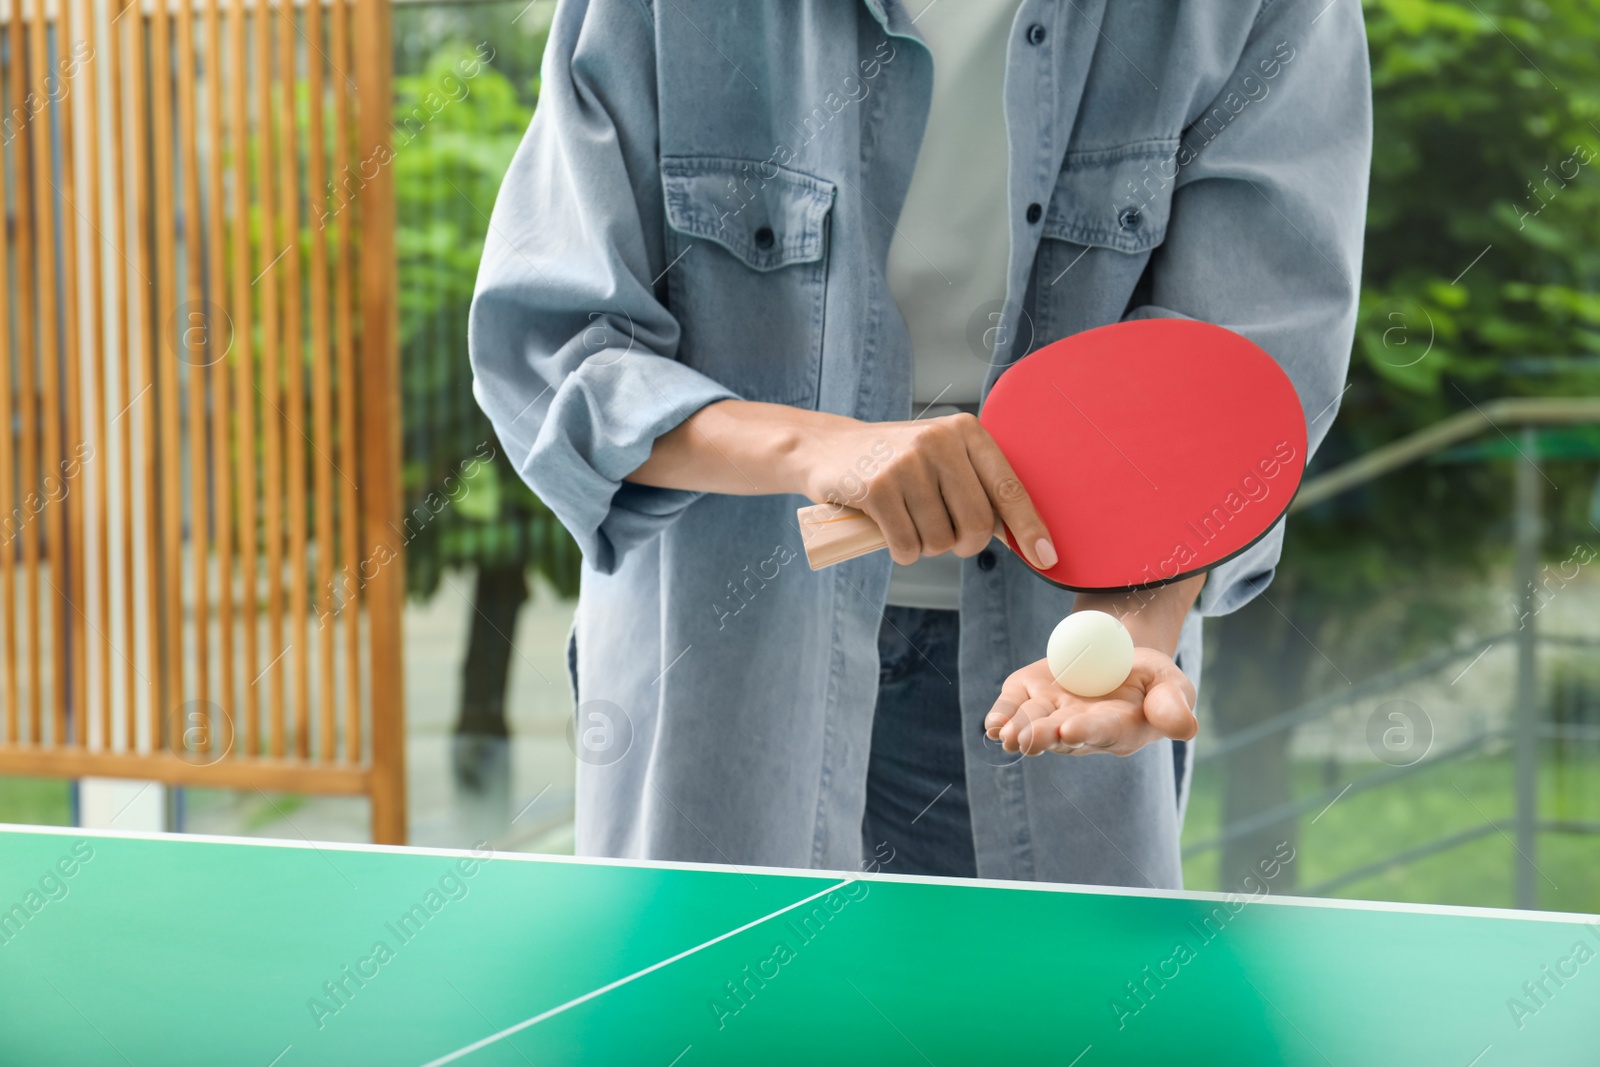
xmin=354 ymin=0 xmax=406 ymax=845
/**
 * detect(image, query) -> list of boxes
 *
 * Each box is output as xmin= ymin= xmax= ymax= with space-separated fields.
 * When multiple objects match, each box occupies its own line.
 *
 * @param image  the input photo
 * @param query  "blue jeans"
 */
xmin=863 ymin=606 xmax=978 ymax=878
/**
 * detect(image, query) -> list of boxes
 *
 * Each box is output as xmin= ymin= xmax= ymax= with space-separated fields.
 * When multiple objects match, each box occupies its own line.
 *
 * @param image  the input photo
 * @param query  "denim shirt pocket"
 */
xmin=1041 ymin=138 xmax=1179 ymax=254
xmin=1029 ymin=138 xmax=1179 ymax=341
xmin=661 ymin=156 xmax=835 ymax=407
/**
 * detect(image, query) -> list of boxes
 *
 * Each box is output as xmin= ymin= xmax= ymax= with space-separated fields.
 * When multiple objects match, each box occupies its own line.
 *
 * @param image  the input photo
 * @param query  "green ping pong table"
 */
xmin=0 ymin=825 xmax=1596 ymax=1065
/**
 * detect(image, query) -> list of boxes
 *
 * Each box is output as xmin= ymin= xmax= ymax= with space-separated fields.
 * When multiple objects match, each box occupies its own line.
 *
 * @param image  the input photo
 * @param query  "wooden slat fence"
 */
xmin=0 ymin=0 xmax=405 ymax=841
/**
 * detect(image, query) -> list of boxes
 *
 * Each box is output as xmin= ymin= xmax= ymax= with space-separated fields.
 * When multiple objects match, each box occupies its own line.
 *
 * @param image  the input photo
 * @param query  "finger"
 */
xmin=877 ymin=419 xmax=958 ymax=558
xmin=866 ymin=493 xmax=922 ymax=566
xmin=963 ymin=426 xmax=1056 ymax=571
xmin=984 ymin=664 xmax=1040 ymax=736
xmin=903 ymin=469 xmax=959 ymax=557
xmin=1017 ymin=706 xmax=1077 ymax=756
xmin=999 ymin=697 xmax=1056 ymax=752
xmin=936 ymin=460 xmax=995 ymax=558
xmin=984 ymin=694 xmax=1023 ymax=737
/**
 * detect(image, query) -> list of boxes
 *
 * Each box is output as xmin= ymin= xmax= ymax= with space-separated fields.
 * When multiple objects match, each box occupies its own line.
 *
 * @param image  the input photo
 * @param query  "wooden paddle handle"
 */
xmin=798 ymin=505 xmax=1012 ymax=570
xmin=797 ymin=504 xmax=887 ymax=569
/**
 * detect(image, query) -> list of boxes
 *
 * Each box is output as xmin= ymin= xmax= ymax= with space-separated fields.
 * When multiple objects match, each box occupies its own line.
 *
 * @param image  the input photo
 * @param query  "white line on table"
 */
xmin=416 ymin=880 xmax=856 ymax=1066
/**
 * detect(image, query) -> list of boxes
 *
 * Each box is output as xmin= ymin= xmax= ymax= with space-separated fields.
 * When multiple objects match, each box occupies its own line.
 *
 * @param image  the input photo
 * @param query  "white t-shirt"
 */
xmin=885 ymin=0 xmax=1023 ymax=610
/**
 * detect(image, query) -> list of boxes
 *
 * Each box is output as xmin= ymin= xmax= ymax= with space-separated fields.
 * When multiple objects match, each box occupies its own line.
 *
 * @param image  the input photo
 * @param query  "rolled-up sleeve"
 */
xmin=468 ymin=0 xmax=738 ymax=574
xmin=1124 ymin=0 xmax=1371 ymax=617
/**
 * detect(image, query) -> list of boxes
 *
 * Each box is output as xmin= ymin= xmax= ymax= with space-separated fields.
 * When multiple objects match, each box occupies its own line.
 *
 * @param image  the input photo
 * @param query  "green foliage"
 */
xmin=0 ymin=777 xmax=71 ymax=827
xmin=393 ymin=16 xmax=579 ymax=601
xmin=1287 ymin=0 xmax=1600 ymax=647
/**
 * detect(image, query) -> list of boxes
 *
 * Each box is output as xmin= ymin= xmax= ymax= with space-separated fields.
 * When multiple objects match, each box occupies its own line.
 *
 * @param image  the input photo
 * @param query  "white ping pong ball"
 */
xmin=1047 ymin=611 xmax=1135 ymax=698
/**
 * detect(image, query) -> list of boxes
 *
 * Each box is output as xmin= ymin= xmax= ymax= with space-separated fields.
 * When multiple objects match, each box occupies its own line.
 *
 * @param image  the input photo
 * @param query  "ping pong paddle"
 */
xmin=796 ymin=318 xmax=1307 ymax=593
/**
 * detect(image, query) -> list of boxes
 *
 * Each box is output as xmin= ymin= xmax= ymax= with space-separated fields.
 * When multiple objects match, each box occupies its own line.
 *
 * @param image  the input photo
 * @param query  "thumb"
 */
xmin=1143 ymin=672 xmax=1198 ymax=741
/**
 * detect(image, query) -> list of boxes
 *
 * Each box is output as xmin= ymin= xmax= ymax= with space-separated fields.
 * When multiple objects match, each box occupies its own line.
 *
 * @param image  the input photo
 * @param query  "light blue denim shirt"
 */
xmin=470 ymin=0 xmax=1370 ymax=887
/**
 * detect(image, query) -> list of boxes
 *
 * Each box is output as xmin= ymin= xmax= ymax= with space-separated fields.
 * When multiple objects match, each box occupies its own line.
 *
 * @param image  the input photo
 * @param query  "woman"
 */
xmin=469 ymin=0 xmax=1370 ymax=885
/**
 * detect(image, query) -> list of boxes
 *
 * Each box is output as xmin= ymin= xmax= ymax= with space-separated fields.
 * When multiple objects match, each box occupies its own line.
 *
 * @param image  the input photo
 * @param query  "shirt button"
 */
xmin=1025 ymin=202 xmax=1043 ymax=224
xmin=1026 ymin=23 xmax=1047 ymax=45
xmin=754 ymin=226 xmax=776 ymax=249
xmin=977 ymin=550 xmax=997 ymax=572
xmin=1118 ymin=207 xmax=1142 ymax=229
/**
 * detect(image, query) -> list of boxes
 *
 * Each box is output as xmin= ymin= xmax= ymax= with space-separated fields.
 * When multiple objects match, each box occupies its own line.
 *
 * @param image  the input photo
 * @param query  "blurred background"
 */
xmin=1 ymin=0 xmax=1595 ymax=915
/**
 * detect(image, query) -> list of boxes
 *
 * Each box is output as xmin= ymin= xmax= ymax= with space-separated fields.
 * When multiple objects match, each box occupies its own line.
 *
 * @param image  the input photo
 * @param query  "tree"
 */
xmin=1207 ymin=0 xmax=1600 ymax=889
xmin=392 ymin=19 xmax=576 ymax=787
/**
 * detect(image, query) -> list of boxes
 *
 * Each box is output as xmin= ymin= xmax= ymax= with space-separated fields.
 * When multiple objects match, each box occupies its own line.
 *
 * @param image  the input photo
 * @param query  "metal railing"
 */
xmin=1192 ymin=398 xmax=1600 ymax=909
